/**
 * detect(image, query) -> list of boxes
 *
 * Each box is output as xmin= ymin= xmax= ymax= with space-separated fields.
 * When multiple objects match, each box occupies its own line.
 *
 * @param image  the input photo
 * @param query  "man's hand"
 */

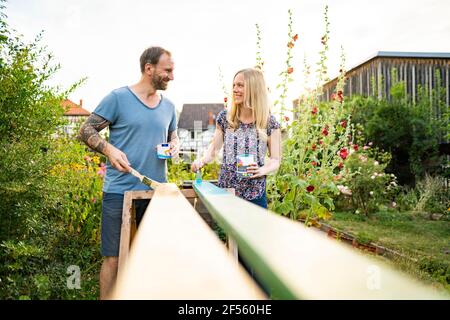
xmin=168 ymin=130 xmax=180 ymax=158
xmin=169 ymin=139 xmax=179 ymax=158
xmin=104 ymin=144 xmax=131 ymax=172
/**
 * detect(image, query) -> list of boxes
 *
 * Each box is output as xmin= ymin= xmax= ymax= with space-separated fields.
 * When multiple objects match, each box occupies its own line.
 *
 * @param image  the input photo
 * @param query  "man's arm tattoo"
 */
xmin=78 ymin=113 xmax=111 ymax=154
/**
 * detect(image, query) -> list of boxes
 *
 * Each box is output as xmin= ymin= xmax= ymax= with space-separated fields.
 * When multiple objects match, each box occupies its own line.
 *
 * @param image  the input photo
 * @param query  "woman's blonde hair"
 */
xmin=227 ymin=68 xmax=271 ymax=139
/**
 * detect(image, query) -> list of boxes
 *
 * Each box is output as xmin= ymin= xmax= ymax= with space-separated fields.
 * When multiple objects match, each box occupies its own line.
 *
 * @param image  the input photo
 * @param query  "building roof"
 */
xmin=178 ymin=103 xmax=225 ymax=130
xmin=62 ymin=99 xmax=91 ymax=116
xmin=320 ymin=51 xmax=450 ymax=90
xmin=347 ymin=51 xmax=450 ymax=76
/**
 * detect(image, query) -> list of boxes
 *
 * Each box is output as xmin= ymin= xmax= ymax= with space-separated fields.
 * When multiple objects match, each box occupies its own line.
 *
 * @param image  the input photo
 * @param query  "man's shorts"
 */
xmin=101 ymin=192 xmax=150 ymax=257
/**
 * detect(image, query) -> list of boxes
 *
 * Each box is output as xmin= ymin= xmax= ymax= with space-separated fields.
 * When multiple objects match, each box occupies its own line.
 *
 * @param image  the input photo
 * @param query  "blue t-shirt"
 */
xmin=93 ymin=86 xmax=177 ymax=194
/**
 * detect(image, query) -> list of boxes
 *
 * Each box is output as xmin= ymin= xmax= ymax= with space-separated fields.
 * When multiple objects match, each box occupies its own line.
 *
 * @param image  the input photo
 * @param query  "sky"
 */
xmin=4 ymin=0 xmax=450 ymax=112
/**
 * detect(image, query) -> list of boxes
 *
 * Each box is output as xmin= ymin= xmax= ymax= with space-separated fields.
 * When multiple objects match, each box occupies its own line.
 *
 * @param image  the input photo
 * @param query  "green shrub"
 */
xmin=348 ymin=79 xmax=447 ymax=186
xmin=0 ymin=3 xmax=101 ymax=299
xmin=338 ymin=151 xmax=399 ymax=216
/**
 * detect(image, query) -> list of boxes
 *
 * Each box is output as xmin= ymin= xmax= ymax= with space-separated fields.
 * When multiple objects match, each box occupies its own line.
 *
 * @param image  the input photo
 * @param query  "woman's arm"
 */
xmin=191 ymin=124 xmax=224 ymax=171
xmin=247 ymin=128 xmax=281 ymax=178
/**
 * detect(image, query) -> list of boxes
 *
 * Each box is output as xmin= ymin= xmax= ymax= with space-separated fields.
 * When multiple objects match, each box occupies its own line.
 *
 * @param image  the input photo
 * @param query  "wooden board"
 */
xmin=112 ymin=183 xmax=265 ymax=299
xmin=194 ymin=181 xmax=448 ymax=300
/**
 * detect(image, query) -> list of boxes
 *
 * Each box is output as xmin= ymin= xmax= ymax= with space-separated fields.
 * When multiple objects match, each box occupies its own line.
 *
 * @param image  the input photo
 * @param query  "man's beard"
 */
xmin=152 ymin=75 xmax=168 ymax=90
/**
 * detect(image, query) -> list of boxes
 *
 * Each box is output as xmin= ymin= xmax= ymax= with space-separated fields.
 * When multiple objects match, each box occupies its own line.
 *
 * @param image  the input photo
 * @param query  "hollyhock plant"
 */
xmin=267 ymin=6 xmax=354 ymax=222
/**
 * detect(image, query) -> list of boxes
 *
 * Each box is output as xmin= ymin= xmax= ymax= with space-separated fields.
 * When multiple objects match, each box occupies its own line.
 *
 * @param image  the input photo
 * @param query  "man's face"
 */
xmin=150 ymin=53 xmax=174 ymax=90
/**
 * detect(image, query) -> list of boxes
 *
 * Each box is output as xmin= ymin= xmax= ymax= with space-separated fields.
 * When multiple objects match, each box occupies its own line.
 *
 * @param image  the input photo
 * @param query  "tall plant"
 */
xmin=267 ymin=6 xmax=353 ymax=222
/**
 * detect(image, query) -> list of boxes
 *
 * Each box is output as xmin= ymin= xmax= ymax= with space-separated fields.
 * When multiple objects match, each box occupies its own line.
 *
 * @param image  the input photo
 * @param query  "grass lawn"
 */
xmin=326 ymin=210 xmax=450 ymax=294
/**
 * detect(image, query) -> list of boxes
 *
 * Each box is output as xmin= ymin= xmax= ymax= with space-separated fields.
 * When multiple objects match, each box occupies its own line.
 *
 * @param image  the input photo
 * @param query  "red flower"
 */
xmin=306 ymin=185 xmax=315 ymax=193
xmin=287 ymin=41 xmax=294 ymax=48
xmin=338 ymin=162 xmax=344 ymax=169
xmin=353 ymin=144 xmax=359 ymax=151
xmin=284 ymin=115 xmax=290 ymax=122
xmin=322 ymin=127 xmax=329 ymax=136
xmin=339 ymin=148 xmax=349 ymax=160
xmin=293 ymin=34 xmax=299 ymax=41
xmin=224 ymin=97 xmax=228 ymax=103
xmin=319 ymin=140 xmax=323 ymax=145
xmin=311 ymin=106 xmax=318 ymax=115
xmin=311 ymin=161 xmax=317 ymax=166
xmin=340 ymin=120 xmax=347 ymax=128
xmin=311 ymin=144 xmax=317 ymax=151
xmin=337 ymin=90 xmax=344 ymax=103
xmin=287 ymin=67 xmax=294 ymax=74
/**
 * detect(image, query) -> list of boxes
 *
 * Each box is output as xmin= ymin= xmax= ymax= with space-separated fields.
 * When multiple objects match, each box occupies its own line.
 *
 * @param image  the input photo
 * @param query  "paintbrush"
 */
xmin=130 ymin=168 xmax=162 ymax=189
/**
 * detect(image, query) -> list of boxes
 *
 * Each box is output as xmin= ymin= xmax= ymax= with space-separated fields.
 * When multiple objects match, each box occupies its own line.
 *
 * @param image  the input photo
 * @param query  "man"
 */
xmin=78 ymin=46 xmax=179 ymax=299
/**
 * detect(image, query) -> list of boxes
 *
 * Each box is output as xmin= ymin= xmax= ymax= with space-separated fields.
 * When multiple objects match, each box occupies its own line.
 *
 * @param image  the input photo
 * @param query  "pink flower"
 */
xmin=97 ymin=163 xmax=106 ymax=176
xmin=337 ymin=185 xmax=352 ymax=196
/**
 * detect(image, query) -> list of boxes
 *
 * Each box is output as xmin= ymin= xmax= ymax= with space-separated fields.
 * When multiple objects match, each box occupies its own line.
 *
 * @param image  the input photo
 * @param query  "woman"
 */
xmin=191 ymin=68 xmax=281 ymax=208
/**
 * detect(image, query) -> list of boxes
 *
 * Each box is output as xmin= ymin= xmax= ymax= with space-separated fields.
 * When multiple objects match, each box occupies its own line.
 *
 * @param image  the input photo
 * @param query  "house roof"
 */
xmin=62 ymin=99 xmax=91 ymax=116
xmin=178 ymin=103 xmax=225 ymax=130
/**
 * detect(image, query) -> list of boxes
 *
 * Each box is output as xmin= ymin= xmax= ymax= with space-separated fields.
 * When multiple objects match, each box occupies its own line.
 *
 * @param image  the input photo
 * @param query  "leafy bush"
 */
xmin=338 ymin=150 xmax=399 ymax=215
xmin=167 ymin=158 xmax=220 ymax=186
xmin=413 ymin=175 xmax=449 ymax=217
xmin=348 ymin=77 xmax=447 ymax=186
xmin=0 ymin=3 xmax=101 ymax=299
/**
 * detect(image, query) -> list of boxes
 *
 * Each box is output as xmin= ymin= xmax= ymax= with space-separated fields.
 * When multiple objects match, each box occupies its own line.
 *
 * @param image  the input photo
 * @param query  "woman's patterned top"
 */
xmin=216 ymin=110 xmax=280 ymax=200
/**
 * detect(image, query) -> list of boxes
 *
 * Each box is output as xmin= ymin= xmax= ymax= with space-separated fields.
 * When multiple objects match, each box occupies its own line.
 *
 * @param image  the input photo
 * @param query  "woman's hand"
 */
xmin=191 ymin=159 xmax=204 ymax=172
xmin=246 ymin=163 xmax=266 ymax=179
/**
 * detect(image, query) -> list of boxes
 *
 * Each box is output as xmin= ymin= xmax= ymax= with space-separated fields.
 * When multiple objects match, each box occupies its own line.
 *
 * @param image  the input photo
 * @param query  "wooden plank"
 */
xmin=446 ymin=64 xmax=449 ymax=107
xmin=112 ymin=183 xmax=265 ymax=299
xmin=118 ymin=191 xmax=133 ymax=274
xmin=193 ymin=181 xmax=448 ymax=300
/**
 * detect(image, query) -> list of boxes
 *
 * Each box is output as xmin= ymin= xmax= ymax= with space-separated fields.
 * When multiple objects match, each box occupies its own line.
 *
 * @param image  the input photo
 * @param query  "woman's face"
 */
xmin=233 ymin=73 xmax=245 ymax=105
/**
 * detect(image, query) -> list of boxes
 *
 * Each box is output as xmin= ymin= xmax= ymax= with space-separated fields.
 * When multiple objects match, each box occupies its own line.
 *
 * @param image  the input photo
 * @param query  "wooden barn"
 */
xmin=320 ymin=51 xmax=450 ymax=105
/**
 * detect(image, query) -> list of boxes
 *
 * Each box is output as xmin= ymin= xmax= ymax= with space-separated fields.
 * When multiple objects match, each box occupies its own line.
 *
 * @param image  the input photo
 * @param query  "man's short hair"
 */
xmin=140 ymin=47 xmax=171 ymax=72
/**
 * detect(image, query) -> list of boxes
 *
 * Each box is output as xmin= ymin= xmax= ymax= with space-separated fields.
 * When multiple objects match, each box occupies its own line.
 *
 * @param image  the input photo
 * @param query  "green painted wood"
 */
xmin=193 ymin=181 xmax=449 ymax=300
